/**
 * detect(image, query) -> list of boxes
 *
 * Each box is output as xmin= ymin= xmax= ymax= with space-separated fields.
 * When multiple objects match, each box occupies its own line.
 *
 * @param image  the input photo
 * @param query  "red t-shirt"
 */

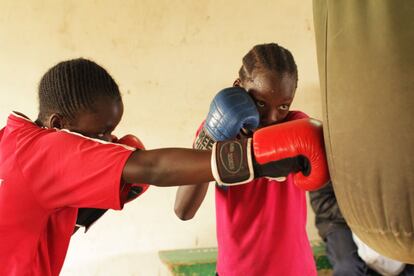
xmin=198 ymin=111 xmax=317 ymax=276
xmin=0 ymin=113 xmax=134 ymax=276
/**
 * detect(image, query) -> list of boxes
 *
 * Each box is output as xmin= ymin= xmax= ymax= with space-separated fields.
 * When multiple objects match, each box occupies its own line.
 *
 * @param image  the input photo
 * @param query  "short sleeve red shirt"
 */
xmin=196 ymin=111 xmax=317 ymax=276
xmin=0 ymin=113 xmax=134 ymax=276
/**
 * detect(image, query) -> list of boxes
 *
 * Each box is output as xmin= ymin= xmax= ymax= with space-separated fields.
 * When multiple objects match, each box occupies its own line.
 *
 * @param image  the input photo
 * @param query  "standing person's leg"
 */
xmin=325 ymin=228 xmax=370 ymax=276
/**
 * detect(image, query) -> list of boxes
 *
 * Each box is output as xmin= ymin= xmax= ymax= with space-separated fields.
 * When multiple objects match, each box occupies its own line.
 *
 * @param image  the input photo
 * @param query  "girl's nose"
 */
xmin=263 ymin=109 xmax=280 ymax=126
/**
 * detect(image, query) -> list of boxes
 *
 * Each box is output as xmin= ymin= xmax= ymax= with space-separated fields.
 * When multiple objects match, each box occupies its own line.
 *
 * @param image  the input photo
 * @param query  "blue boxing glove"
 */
xmin=194 ymin=87 xmax=259 ymax=150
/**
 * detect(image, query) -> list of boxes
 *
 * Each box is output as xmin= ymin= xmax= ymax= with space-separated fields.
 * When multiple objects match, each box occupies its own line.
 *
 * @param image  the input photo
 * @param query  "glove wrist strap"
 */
xmin=211 ymin=138 xmax=254 ymax=186
xmin=194 ymin=128 xmax=216 ymax=150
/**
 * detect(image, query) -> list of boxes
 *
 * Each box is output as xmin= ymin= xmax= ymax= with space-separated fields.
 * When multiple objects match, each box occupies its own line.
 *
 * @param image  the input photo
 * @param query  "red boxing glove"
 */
xmin=118 ymin=134 xmax=145 ymax=150
xmin=118 ymin=135 xmax=150 ymax=203
xmin=110 ymin=134 xmax=119 ymax=143
xmin=253 ymin=118 xmax=330 ymax=191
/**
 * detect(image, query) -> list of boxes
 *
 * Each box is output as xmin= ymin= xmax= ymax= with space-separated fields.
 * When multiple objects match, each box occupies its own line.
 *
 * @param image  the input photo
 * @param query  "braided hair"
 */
xmin=37 ymin=58 xmax=121 ymax=123
xmin=239 ymin=43 xmax=298 ymax=87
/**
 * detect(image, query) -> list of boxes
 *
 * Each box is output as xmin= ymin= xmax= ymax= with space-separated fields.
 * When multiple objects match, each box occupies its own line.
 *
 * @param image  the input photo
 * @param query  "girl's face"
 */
xmin=47 ymin=97 xmax=124 ymax=142
xmin=237 ymin=70 xmax=296 ymax=128
xmin=68 ymin=97 xmax=124 ymax=142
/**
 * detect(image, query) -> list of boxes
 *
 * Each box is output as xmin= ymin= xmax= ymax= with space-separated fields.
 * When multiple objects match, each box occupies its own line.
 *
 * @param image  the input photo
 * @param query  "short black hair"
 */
xmin=239 ymin=43 xmax=298 ymax=86
xmin=37 ymin=58 xmax=121 ymax=122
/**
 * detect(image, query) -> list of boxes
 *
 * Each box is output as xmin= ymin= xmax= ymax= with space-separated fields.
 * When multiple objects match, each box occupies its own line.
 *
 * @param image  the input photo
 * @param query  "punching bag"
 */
xmin=313 ymin=0 xmax=414 ymax=263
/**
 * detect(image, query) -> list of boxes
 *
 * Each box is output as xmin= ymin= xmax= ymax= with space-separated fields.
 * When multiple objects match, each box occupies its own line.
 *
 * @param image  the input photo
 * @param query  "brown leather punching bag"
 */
xmin=313 ymin=0 xmax=414 ymax=263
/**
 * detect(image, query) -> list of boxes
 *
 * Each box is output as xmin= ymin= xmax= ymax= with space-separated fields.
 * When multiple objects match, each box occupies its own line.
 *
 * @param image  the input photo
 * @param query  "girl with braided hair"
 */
xmin=175 ymin=43 xmax=318 ymax=276
xmin=0 ymin=58 xmax=218 ymax=275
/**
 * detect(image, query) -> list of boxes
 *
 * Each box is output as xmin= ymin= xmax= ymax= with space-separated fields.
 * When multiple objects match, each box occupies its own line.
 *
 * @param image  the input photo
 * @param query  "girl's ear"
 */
xmin=47 ymin=113 xmax=67 ymax=129
xmin=233 ymin=78 xmax=242 ymax=87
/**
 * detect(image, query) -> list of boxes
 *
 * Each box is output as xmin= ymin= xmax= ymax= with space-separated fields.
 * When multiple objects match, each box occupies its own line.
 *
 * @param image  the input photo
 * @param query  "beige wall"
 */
xmin=0 ymin=0 xmax=322 ymax=275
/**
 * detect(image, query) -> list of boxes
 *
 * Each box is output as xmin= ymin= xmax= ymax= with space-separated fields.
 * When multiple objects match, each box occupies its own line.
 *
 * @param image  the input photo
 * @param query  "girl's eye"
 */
xmin=256 ymin=101 xmax=265 ymax=108
xmin=279 ymin=104 xmax=290 ymax=111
